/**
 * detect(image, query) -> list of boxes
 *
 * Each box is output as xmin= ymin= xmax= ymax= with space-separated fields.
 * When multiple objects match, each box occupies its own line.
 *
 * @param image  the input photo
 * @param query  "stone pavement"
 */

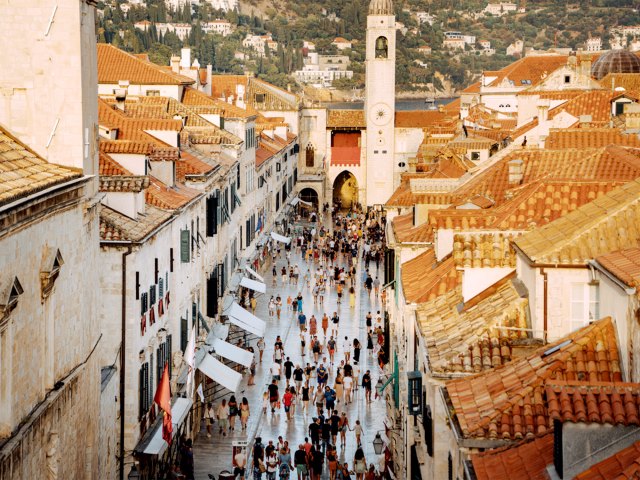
xmin=194 ymin=229 xmax=388 ymax=480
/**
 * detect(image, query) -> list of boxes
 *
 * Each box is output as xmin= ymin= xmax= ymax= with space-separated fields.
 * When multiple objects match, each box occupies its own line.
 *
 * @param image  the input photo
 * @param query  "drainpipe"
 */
xmin=120 ymin=246 xmax=133 ymax=480
xmin=541 ymin=268 xmax=548 ymax=344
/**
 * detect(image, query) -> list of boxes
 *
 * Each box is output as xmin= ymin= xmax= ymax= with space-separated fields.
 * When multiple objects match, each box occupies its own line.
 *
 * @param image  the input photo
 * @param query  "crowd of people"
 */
xmin=177 ymin=205 xmax=389 ymax=480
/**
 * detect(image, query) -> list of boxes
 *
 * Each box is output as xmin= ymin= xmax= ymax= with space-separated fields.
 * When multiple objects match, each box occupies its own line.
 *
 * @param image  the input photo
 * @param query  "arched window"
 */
xmin=306 ymin=144 xmax=315 ymax=167
xmin=375 ymin=36 xmax=388 ymax=59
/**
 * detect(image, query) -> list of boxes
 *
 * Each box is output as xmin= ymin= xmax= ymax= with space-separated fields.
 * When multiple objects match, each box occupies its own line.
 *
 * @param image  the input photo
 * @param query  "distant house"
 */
xmin=418 ymin=45 xmax=432 ymax=55
xmin=478 ymin=40 xmax=491 ymax=50
xmin=332 ymin=37 xmax=352 ymax=50
xmin=415 ymin=11 xmax=435 ymax=25
xmin=585 ymin=37 xmax=602 ymax=52
xmin=202 ymin=20 xmax=233 ymax=37
xmin=506 ymin=39 xmax=524 ymax=56
xmin=484 ymin=2 xmax=517 ymax=16
xmin=444 ymin=38 xmax=466 ymax=50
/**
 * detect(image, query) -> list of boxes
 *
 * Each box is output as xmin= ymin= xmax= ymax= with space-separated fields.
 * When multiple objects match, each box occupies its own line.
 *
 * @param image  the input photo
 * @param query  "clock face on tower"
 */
xmin=370 ymin=102 xmax=392 ymax=126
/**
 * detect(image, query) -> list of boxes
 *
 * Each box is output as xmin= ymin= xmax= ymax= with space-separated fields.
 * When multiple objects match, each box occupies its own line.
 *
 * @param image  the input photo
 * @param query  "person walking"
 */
xmin=258 ymin=337 xmax=266 ymax=363
xmin=342 ymin=336 xmax=351 ymax=363
xmin=334 ymin=368 xmax=344 ymax=404
xmin=240 ymin=397 xmax=250 ymax=431
xmin=228 ymin=395 xmax=239 ymax=432
xmin=353 ymin=338 xmax=361 ymax=365
xmin=343 ymin=374 xmax=353 ymax=404
xmin=204 ymin=402 xmax=215 ymax=437
xmin=268 ymin=297 xmax=276 ymax=318
xmin=279 ymin=445 xmax=292 ymax=480
xmin=353 ymin=448 xmax=367 ymax=480
xmin=276 ymin=295 xmax=283 ymax=320
xmin=268 ymin=380 xmax=280 ymax=414
xmin=302 ymin=381 xmax=311 ymax=414
xmin=266 ymin=446 xmax=279 ymax=480
xmin=284 ymin=357 xmax=294 ymax=387
xmin=294 ymin=444 xmax=308 ymax=480
xmin=349 ymin=286 xmax=356 ymax=308
xmin=217 ymin=399 xmax=229 ymax=436
xmin=309 ymin=315 xmax=317 ymax=337
xmin=362 ymin=370 xmax=372 ymax=403
xmin=293 ymin=364 xmax=304 ymax=393
xmin=327 ymin=445 xmax=338 ymax=480
xmin=339 ymin=412 xmax=350 ymax=446
xmin=321 ymin=314 xmax=329 ymax=338
xmin=373 ymin=276 xmax=380 ymax=297
xmin=283 ymin=387 xmax=295 ymax=421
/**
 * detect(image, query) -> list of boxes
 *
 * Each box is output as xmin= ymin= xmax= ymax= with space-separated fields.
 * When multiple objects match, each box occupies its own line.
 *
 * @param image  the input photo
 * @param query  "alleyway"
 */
xmin=194 ymin=217 xmax=389 ymax=480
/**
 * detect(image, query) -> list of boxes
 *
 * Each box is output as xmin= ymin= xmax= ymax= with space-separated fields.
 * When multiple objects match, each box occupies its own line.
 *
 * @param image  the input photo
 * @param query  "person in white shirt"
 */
xmin=271 ymin=362 xmax=281 ymax=383
xmin=204 ymin=402 xmax=215 ymax=437
xmin=343 ymin=375 xmax=353 ymax=404
xmin=342 ymin=336 xmax=352 ymax=363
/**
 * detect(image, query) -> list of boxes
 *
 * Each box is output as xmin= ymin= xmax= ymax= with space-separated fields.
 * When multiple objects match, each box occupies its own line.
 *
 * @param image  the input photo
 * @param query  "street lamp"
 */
xmin=128 ymin=465 xmax=140 ymax=480
xmin=373 ymin=432 xmax=385 ymax=455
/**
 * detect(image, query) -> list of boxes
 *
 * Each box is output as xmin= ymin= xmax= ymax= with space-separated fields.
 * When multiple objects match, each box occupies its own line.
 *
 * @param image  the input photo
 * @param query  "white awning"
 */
xmin=210 ymin=338 xmax=253 ymax=367
xmin=142 ymin=397 xmax=192 ymax=455
xmin=227 ymin=302 xmax=266 ymax=337
xmin=291 ymin=197 xmax=313 ymax=207
xmin=211 ymin=322 xmax=230 ymax=341
xmin=270 ymin=232 xmax=291 ymax=244
xmin=239 ymin=276 xmax=266 ymax=294
xmin=245 ymin=265 xmax=265 ymax=282
xmin=198 ymin=352 xmax=242 ymax=392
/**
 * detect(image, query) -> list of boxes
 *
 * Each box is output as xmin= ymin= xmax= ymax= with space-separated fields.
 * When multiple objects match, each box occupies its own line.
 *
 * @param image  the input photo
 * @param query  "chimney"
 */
xmin=170 ymin=55 xmax=180 ymax=74
xmin=537 ymin=99 xmax=550 ymax=124
xmin=508 ymin=159 xmax=524 ymax=185
xmin=205 ymin=65 xmax=213 ymax=95
xmin=115 ymin=80 xmax=129 ymax=111
xmin=180 ymin=48 xmax=191 ymax=69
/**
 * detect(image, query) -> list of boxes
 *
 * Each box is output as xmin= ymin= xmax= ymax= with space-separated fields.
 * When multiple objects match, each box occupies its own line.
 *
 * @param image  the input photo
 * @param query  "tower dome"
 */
xmin=591 ymin=49 xmax=640 ymax=80
xmin=369 ymin=0 xmax=393 ymax=15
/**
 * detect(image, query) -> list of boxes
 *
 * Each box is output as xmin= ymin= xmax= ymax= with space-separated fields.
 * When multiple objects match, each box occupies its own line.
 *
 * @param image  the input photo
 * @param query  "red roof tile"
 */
xmin=471 ymin=434 xmax=554 ymax=480
xmin=596 ymin=247 xmax=640 ymax=289
xmin=545 ymin=128 xmax=640 ymax=150
xmin=575 ymin=440 xmax=640 ymax=480
xmin=145 ymin=176 xmax=200 ymax=210
xmin=446 ymin=318 xmax=622 ymax=441
xmin=546 ymin=381 xmax=640 ymax=426
xmin=401 ymin=250 xmax=461 ymax=304
xmin=99 ymin=151 xmax=132 ymax=176
xmin=97 ymin=43 xmax=194 ymax=85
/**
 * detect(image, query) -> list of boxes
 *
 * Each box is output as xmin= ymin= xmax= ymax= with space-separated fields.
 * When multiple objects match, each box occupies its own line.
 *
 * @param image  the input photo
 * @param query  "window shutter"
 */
xmin=167 ymin=335 xmax=172 ymax=377
xmin=424 ymin=403 xmax=433 ymax=456
xmin=159 ymin=278 xmax=164 ymax=298
xmin=213 ymin=194 xmax=218 ymax=233
xmin=448 ymin=453 xmax=453 ymax=480
xmin=181 ymin=316 xmax=188 ymax=352
xmin=180 ymin=229 xmax=190 ymax=263
xmin=149 ymin=353 xmax=154 ymax=409
xmin=139 ymin=367 xmax=144 ymax=419
xmin=144 ymin=363 xmax=149 ymax=412
xmin=150 ymin=285 xmax=156 ymax=305
xmin=246 ymin=220 xmax=251 ymax=246
xmin=156 ymin=347 xmax=162 ymax=389
xmin=154 ymin=258 xmax=159 ymax=284
xmin=207 ymin=271 xmax=218 ymax=318
xmin=135 ymin=272 xmax=140 ymax=300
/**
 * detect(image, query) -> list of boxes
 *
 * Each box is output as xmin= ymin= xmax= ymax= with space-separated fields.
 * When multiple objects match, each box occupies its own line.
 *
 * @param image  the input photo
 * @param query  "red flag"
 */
xmin=154 ymin=363 xmax=172 ymax=444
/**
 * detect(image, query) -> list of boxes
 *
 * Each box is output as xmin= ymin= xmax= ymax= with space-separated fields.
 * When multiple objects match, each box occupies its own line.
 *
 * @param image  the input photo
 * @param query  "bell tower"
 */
xmin=365 ymin=0 xmax=396 ymax=206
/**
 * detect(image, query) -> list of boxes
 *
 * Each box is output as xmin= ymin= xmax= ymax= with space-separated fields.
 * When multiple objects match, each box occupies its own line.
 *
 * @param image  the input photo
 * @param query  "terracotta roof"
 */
xmin=545 ymin=128 xmax=640 ymax=149
xmin=490 ymin=180 xmax=625 ymax=230
xmin=447 ymin=137 xmax=495 ymax=153
xmin=391 ymin=213 xmax=433 ymax=244
xmin=181 ymin=87 xmax=254 ymax=119
xmin=575 ymin=440 xmax=640 ymax=480
xmin=514 ymin=178 xmax=640 ymax=265
xmin=179 ymin=151 xmax=216 ymax=178
xmin=100 ymin=204 xmax=172 ymax=242
xmin=394 ymin=110 xmax=454 ymax=128
xmin=385 ymin=173 xmax=454 ymax=207
xmin=446 ymin=317 xmax=623 ymax=441
xmin=547 ymin=381 xmax=640 ymax=426
xmin=416 ymin=148 xmax=475 ymax=178
xmin=100 ymin=139 xmax=153 ymax=155
xmin=484 ymin=55 xmax=570 ymax=88
xmin=452 ymin=232 xmax=518 ymax=268
xmin=442 ymin=97 xmax=462 ymax=114
xmin=599 ymin=73 xmax=640 ymax=93
xmin=256 ymin=146 xmax=272 ymax=168
xmin=99 ymin=151 xmax=132 ymax=176
xmin=548 ymin=90 xmax=616 ymax=123
xmin=461 ymin=81 xmax=481 ymax=93
xmin=145 ymin=176 xmax=200 ymax=210
xmin=596 ymin=247 xmax=640 ymax=289
xmin=99 ymin=175 xmax=149 ymax=193
xmin=210 ymin=75 xmax=299 ymax=112
xmin=97 ymin=43 xmax=194 ymax=85
xmin=417 ymin=276 xmax=533 ymax=375
xmin=0 ymin=125 xmax=82 ymax=207
xmin=471 ymin=434 xmax=554 ymax=480
xmin=401 ymin=250 xmax=461 ymax=304
xmin=327 ymin=109 xmax=365 ymax=128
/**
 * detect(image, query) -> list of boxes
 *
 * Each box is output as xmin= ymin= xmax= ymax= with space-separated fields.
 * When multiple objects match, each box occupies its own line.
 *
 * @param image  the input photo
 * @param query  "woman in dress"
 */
xmin=268 ymin=297 xmax=276 ymax=318
xmin=301 ymin=381 xmax=311 ymax=414
xmin=333 ymin=368 xmax=344 ymax=404
xmin=349 ymin=286 xmax=356 ymax=308
xmin=353 ymin=448 xmax=367 ymax=480
xmin=326 ymin=445 xmax=338 ymax=480
xmin=353 ymin=338 xmax=361 ymax=365
xmin=276 ymin=296 xmax=282 ymax=320
xmin=321 ymin=314 xmax=329 ymax=338
xmin=309 ymin=315 xmax=317 ymax=337
xmin=240 ymin=397 xmax=250 ymax=431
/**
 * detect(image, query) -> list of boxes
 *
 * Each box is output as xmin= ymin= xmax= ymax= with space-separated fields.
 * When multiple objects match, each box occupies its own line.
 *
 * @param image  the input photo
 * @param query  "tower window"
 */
xmin=375 ymin=36 xmax=388 ymax=59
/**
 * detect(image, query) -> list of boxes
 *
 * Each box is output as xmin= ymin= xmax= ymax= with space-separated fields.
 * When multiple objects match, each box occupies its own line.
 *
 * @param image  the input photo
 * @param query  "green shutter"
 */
xmin=181 ymin=316 xmax=188 ymax=351
xmin=181 ymin=229 xmax=190 ymax=263
xmin=167 ymin=335 xmax=172 ymax=378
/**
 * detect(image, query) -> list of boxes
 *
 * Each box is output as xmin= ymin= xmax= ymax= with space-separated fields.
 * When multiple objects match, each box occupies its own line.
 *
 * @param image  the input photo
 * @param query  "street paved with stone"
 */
xmin=194 ymin=220 xmax=388 ymax=480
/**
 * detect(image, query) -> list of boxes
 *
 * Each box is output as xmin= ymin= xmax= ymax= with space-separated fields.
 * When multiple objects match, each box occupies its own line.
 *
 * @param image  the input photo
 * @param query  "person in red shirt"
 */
xmin=283 ymin=387 xmax=295 ymax=420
